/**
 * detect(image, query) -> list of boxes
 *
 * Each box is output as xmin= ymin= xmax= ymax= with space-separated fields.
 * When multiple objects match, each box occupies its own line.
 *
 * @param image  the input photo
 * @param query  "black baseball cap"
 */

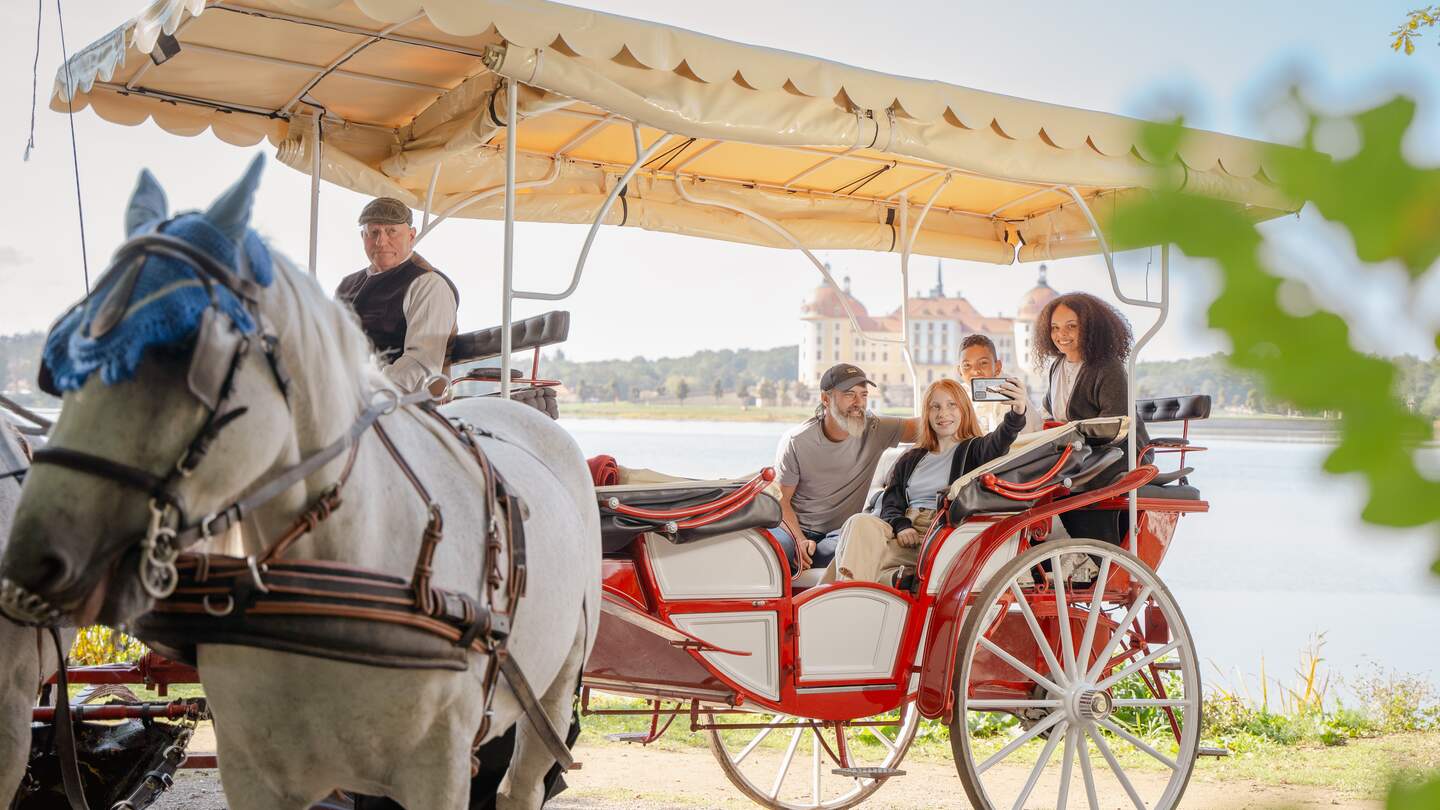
xmin=820 ymin=363 xmax=876 ymax=392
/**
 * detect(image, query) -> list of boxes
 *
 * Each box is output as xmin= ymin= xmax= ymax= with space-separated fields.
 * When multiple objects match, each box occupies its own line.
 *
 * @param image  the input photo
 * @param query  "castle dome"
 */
xmin=1017 ymin=264 xmax=1057 ymax=321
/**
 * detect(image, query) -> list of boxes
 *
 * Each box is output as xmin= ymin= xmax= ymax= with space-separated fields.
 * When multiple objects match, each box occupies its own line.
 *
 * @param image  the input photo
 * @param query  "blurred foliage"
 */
xmin=1393 ymin=6 xmax=1439 ymax=55
xmin=1115 ymin=93 xmax=1440 ymax=809
xmin=68 ymin=624 xmax=147 ymax=666
xmin=1112 ymin=97 xmax=1440 ymax=536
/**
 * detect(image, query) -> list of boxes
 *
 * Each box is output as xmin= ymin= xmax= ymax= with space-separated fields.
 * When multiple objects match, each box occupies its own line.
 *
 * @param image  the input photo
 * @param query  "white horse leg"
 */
xmin=496 ymin=620 xmax=586 ymax=810
xmin=215 ymin=736 xmax=338 ymax=810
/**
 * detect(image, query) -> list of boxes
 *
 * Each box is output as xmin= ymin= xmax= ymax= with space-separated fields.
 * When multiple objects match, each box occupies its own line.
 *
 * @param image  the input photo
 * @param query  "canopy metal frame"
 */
xmin=57 ymin=6 xmax=1177 ymax=519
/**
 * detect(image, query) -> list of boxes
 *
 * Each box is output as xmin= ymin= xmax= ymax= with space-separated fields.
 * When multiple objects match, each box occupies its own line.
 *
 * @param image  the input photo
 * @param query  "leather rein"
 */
xmin=25 ymin=230 xmax=573 ymax=810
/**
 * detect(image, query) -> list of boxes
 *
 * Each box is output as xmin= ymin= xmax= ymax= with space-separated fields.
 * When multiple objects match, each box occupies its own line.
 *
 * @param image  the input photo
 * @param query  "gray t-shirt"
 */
xmin=775 ymin=414 xmax=906 ymax=534
xmin=906 ymin=445 xmax=958 ymax=511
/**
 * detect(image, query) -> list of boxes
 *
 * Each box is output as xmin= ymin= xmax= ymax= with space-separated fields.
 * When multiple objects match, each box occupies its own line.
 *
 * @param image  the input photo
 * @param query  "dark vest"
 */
xmin=335 ymin=256 xmax=459 ymax=361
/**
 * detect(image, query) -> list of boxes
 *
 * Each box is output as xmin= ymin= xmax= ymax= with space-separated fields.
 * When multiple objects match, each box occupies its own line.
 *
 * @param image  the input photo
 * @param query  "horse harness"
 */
xmin=26 ymin=230 xmax=574 ymax=810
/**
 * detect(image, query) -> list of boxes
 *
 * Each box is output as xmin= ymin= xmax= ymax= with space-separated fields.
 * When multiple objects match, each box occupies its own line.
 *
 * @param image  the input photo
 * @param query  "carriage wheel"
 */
xmin=706 ymin=701 xmax=919 ymax=810
xmin=948 ymin=538 xmax=1200 ymax=810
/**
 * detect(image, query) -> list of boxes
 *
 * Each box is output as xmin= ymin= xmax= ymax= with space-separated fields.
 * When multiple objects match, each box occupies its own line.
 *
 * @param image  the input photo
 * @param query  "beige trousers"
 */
xmin=835 ymin=508 xmax=936 ymax=584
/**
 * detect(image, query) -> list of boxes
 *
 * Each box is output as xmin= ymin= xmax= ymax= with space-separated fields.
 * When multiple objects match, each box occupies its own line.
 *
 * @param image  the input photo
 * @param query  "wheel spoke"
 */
xmin=979 ymin=635 xmax=1064 ymax=695
xmin=1010 ymin=580 xmax=1070 ymax=687
xmin=811 ymin=727 xmax=822 ymax=805
xmin=1096 ymin=641 xmax=1181 ymax=692
xmin=734 ymin=714 xmax=784 ymax=765
xmin=968 ymin=699 xmax=1062 ymax=710
xmin=1056 ymin=725 xmax=1077 ymax=810
xmin=1098 ymin=718 xmax=1178 ymax=771
xmin=865 ymin=724 xmax=896 ymax=753
xmin=1085 ymin=586 xmax=1153 ymax=682
xmin=769 ymin=726 xmax=804 ymax=799
xmin=1013 ymin=720 xmax=1066 ymax=810
xmin=1053 ymin=559 xmax=1077 ymax=677
xmin=1087 ymin=725 xmax=1147 ymax=810
xmin=1111 ymin=698 xmax=1192 ymax=708
xmin=976 ymin=710 xmax=1065 ymax=774
xmin=1077 ymin=731 xmax=1100 ymax=810
xmin=1077 ymin=557 xmax=1111 ymax=674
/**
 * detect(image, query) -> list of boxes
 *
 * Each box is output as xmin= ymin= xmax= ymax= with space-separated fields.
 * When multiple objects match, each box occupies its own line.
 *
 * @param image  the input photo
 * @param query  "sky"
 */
xmin=1 ymin=0 xmax=1438 ymax=363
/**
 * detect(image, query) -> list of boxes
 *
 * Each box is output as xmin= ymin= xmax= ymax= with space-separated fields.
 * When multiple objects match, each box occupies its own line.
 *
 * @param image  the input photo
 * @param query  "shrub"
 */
xmin=68 ymin=625 xmax=147 ymax=666
xmin=1347 ymin=664 xmax=1440 ymax=733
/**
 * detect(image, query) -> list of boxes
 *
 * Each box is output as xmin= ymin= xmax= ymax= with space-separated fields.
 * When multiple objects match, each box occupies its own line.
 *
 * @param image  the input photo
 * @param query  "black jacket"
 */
xmin=877 ymin=410 xmax=1026 ymax=535
xmin=1042 ymin=357 xmax=1151 ymax=455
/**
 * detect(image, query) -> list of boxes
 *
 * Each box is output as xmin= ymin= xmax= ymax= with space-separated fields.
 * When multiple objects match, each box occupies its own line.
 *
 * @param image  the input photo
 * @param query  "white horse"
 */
xmin=0 ymin=159 xmax=600 ymax=809
xmin=0 ymin=419 xmax=77 ymax=806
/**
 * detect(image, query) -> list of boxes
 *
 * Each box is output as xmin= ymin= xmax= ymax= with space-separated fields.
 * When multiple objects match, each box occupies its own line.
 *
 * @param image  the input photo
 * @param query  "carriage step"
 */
xmin=605 ymin=732 xmax=655 ymax=744
xmin=1151 ymin=661 xmax=1183 ymax=671
xmin=1198 ymin=746 xmax=1230 ymax=758
xmin=832 ymin=767 xmax=906 ymax=780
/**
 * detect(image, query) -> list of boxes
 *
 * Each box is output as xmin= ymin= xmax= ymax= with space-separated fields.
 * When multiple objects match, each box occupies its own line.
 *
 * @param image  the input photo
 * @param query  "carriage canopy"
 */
xmin=53 ymin=0 xmax=1298 ymax=266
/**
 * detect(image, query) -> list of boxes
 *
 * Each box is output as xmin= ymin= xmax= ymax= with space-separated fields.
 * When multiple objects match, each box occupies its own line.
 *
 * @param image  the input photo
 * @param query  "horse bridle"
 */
xmin=26 ymin=228 xmax=307 ymax=602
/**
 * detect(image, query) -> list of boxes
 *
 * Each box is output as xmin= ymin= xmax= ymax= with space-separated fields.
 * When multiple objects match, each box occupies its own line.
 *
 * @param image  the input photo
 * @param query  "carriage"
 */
xmin=8 ymin=0 xmax=1302 ymax=807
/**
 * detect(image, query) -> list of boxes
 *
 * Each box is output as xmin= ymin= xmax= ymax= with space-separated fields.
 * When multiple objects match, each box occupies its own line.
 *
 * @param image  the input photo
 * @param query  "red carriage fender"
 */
xmin=914 ymin=464 xmax=1159 ymax=719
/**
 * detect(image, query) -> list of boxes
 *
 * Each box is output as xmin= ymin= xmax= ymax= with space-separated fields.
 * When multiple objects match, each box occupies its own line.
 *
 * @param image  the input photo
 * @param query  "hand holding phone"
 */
xmin=970 ymin=377 xmax=1011 ymax=403
xmin=971 ymin=376 xmax=1029 ymax=414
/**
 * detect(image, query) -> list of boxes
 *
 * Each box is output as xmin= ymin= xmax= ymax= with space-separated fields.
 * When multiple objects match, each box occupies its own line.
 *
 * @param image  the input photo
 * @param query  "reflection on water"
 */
xmin=561 ymin=418 xmax=1440 ymax=691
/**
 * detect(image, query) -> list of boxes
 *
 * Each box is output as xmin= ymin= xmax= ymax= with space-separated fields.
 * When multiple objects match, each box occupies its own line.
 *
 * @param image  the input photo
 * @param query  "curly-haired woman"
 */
xmin=1032 ymin=292 xmax=1150 ymax=545
xmin=1031 ymin=292 xmax=1149 ymax=450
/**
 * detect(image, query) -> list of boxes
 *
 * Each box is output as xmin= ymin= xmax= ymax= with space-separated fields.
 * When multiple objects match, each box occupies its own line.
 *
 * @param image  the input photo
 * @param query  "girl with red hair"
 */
xmin=834 ymin=376 xmax=1030 ymax=585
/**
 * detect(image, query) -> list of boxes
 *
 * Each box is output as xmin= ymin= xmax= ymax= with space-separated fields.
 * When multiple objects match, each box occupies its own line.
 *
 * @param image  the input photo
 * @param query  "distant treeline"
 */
xmin=0 ymin=332 xmax=47 ymax=406
xmin=6 ymin=331 xmax=1440 ymax=418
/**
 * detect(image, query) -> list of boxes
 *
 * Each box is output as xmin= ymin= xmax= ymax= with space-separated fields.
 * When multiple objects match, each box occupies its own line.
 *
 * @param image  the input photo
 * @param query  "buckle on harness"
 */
xmin=245 ymin=556 xmax=270 ymax=594
xmin=199 ymin=511 xmax=223 ymax=542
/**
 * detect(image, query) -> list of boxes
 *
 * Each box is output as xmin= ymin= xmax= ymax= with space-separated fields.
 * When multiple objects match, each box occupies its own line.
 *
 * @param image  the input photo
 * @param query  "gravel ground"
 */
xmin=148 ymin=741 xmax=1377 ymax=810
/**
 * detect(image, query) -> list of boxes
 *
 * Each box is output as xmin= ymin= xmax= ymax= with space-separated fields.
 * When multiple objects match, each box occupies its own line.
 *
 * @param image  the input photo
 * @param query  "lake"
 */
xmin=560 ymin=417 xmax=1440 ymax=701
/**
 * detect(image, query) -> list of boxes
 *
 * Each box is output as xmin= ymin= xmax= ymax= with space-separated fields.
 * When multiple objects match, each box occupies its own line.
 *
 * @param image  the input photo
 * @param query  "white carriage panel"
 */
xmin=671 ymin=611 xmax=781 ymax=700
xmin=926 ymin=524 xmax=1022 ymax=595
xmin=796 ymin=588 xmax=910 ymax=682
xmin=647 ymin=529 xmax=783 ymax=600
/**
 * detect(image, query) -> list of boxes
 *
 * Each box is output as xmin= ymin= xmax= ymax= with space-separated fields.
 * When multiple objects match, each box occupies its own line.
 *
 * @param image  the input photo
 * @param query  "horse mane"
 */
xmin=263 ymin=248 xmax=389 ymax=425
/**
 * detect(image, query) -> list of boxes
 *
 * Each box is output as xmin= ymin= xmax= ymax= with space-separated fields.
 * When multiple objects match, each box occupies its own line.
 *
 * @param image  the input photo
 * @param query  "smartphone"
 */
xmin=970 ymin=377 xmax=1013 ymax=403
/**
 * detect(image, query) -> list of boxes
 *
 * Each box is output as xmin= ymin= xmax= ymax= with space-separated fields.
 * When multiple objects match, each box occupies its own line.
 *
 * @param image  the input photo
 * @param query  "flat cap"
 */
xmin=820 ymin=363 xmax=876 ymax=392
xmin=358 ymin=197 xmax=413 ymax=226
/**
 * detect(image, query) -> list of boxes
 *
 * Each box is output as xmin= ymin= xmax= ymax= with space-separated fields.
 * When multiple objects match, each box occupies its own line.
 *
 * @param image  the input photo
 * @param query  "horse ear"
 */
xmin=125 ymin=169 xmax=168 ymax=236
xmin=205 ymin=153 xmax=266 ymax=242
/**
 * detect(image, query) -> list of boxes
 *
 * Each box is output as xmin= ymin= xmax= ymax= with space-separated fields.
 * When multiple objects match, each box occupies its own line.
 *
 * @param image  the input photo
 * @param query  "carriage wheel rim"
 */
xmin=707 ymin=702 xmax=920 ymax=810
xmin=948 ymin=538 xmax=1201 ymax=810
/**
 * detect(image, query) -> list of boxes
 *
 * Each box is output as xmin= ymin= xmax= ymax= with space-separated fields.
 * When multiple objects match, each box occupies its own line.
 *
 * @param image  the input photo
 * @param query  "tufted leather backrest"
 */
xmin=1136 ymin=394 xmax=1211 ymax=423
xmin=448 ymin=310 xmax=570 ymax=364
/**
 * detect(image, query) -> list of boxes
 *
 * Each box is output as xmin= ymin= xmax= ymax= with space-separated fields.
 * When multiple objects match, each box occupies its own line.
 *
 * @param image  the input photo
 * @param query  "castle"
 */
xmin=798 ymin=262 xmax=1057 ymax=405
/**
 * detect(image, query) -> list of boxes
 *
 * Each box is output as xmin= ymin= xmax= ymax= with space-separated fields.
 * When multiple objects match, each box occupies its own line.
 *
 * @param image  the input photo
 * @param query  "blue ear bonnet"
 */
xmin=42 ymin=213 xmax=275 ymax=394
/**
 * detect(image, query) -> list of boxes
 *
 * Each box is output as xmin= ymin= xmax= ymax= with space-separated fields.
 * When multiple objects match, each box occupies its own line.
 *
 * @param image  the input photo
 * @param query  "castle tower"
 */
xmin=1014 ymin=263 xmax=1057 ymax=386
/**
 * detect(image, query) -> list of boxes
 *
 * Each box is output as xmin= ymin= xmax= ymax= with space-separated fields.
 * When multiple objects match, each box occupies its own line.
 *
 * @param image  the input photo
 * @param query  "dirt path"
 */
xmin=153 ymin=731 xmax=1377 ymax=809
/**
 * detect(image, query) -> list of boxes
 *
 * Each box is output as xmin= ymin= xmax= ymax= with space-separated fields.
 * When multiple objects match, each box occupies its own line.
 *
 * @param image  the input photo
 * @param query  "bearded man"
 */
xmin=772 ymin=364 xmax=920 ymax=575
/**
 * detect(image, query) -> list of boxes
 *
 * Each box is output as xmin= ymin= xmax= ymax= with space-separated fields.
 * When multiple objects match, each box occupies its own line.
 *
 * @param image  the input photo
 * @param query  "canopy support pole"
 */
xmin=422 ymin=163 xmax=441 ymax=233
xmin=414 ymin=162 xmax=562 ymax=247
xmin=895 ymin=175 xmax=950 ymax=414
xmin=1063 ymin=187 xmax=1168 ymax=549
xmin=514 ymin=124 xmax=671 ymax=302
xmin=500 ymin=78 xmax=519 ymax=400
xmin=307 ymin=113 xmax=321 ymax=275
xmin=673 ymin=176 xmax=912 ymax=399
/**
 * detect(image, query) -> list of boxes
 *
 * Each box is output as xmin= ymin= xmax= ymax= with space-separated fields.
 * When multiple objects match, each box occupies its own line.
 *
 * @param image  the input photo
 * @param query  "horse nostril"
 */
xmin=5 ymin=550 xmax=74 ymax=598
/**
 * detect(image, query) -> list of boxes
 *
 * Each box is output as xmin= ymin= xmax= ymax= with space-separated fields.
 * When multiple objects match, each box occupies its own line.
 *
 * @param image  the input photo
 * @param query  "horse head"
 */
xmin=0 ymin=156 xmax=318 ymax=627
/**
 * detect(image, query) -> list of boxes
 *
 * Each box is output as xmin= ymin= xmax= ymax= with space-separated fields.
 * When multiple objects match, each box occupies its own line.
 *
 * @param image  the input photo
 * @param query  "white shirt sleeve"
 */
xmin=382 ymin=273 xmax=457 ymax=392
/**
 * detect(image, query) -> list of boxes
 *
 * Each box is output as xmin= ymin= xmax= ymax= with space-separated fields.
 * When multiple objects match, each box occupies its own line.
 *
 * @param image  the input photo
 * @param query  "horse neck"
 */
xmin=239 ymin=261 xmax=413 ymax=570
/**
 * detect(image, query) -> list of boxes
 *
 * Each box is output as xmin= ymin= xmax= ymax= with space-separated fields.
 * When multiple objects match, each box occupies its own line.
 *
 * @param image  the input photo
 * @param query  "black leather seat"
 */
xmin=598 ymin=482 xmax=782 ymax=554
xmin=1137 ymin=394 xmax=1211 ymax=423
xmin=449 ymin=311 xmax=570 ymax=365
